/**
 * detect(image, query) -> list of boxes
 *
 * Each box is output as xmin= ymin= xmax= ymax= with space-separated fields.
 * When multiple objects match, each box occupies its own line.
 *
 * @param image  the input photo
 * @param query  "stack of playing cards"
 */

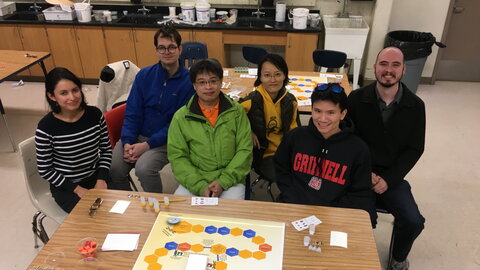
xmin=191 ymin=197 xmax=219 ymax=206
xmin=291 ymin=215 xmax=322 ymax=231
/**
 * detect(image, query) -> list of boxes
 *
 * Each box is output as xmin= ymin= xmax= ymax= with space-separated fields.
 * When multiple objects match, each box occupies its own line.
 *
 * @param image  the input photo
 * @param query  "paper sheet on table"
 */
xmin=101 ymin=233 xmax=140 ymax=251
xmin=185 ymin=254 xmax=208 ymax=270
xmin=297 ymin=100 xmax=311 ymax=106
xmin=240 ymin=74 xmax=256 ymax=78
xmin=223 ymin=70 xmax=229 ymax=76
xmin=248 ymin=68 xmax=258 ymax=75
xmin=330 ymin=231 xmax=348 ymax=248
xmin=319 ymin=74 xmax=343 ymax=79
xmin=109 ymin=200 xmax=130 ymax=214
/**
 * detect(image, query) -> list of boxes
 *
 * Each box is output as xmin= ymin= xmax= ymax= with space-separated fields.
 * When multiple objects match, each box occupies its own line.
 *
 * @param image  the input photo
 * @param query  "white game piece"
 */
xmin=309 ymin=224 xmax=316 ymax=235
xmin=304 ymin=236 xmax=311 ymax=246
xmin=315 ymin=246 xmax=322 ymax=252
xmin=140 ymin=196 xmax=146 ymax=207
xmin=153 ymin=199 xmax=160 ymax=213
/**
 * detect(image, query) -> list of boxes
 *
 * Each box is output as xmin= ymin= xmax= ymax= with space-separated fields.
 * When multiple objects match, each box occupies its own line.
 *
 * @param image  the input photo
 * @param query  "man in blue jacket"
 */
xmin=347 ymin=47 xmax=425 ymax=270
xmin=110 ymin=25 xmax=195 ymax=192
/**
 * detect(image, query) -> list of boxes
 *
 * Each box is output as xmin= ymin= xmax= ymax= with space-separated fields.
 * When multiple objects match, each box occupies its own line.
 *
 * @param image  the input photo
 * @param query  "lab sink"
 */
xmin=4 ymin=11 xmax=42 ymax=21
xmin=116 ymin=14 xmax=163 ymax=25
xmin=236 ymin=17 xmax=275 ymax=28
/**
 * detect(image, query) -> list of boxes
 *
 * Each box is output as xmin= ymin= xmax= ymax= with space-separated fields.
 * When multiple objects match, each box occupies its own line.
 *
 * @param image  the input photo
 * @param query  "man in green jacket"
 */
xmin=167 ymin=59 xmax=252 ymax=199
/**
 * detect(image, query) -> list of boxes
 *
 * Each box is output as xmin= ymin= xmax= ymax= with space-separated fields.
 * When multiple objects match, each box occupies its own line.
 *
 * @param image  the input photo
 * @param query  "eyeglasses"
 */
xmin=315 ymin=83 xmax=344 ymax=93
xmin=261 ymin=72 xmax=284 ymax=80
xmin=195 ymin=79 xmax=220 ymax=87
xmin=156 ymin=45 xmax=178 ymax=54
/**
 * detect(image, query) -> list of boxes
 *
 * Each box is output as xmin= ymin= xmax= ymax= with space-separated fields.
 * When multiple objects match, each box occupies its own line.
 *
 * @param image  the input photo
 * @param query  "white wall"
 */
xmin=387 ymin=0 xmax=450 ymax=78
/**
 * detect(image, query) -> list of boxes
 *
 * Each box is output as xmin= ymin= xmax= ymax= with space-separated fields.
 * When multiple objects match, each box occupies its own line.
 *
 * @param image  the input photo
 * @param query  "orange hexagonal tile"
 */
xmin=252 ymin=236 xmax=265 ymax=244
xmin=191 ymin=244 xmax=204 ymax=252
xmin=238 ymin=249 xmax=252 ymax=259
xmin=147 ymin=263 xmax=162 ymax=270
xmin=172 ymin=221 xmax=192 ymax=233
xmin=259 ymin=243 xmax=272 ymax=252
xmin=215 ymin=261 xmax=228 ymax=270
xmin=192 ymin=224 xmax=205 ymax=233
xmin=211 ymin=244 xmax=226 ymax=255
xmin=253 ymin=251 xmax=266 ymax=260
xmin=230 ymin=227 xmax=243 ymax=236
xmin=144 ymin=254 xmax=158 ymax=263
xmin=178 ymin=242 xmax=191 ymax=251
xmin=154 ymin=248 xmax=168 ymax=257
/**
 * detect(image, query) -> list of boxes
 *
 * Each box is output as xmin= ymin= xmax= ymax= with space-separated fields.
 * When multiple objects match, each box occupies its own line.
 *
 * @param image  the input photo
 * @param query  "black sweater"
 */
xmin=274 ymin=118 xmax=375 ymax=219
xmin=347 ymin=82 xmax=425 ymax=188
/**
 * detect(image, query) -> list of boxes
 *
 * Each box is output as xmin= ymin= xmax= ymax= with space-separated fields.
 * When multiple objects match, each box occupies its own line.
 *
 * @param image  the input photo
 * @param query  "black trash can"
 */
xmin=385 ymin=30 xmax=446 ymax=93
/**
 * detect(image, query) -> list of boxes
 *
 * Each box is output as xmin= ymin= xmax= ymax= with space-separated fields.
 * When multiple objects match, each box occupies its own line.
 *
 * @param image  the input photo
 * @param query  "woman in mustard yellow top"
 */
xmin=240 ymin=54 xmax=300 ymax=182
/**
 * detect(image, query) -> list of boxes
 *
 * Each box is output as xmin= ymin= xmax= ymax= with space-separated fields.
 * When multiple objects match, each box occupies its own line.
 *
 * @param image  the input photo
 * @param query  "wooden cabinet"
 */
xmin=17 ymin=24 xmax=54 ymax=76
xmin=103 ymin=27 xmax=137 ymax=65
xmin=45 ymin=25 xmax=84 ymax=77
xmin=0 ymin=24 xmax=30 ymax=76
xmin=285 ymin=33 xmax=318 ymax=71
xmin=74 ymin=26 xmax=108 ymax=79
xmin=133 ymin=28 xmax=158 ymax=68
xmin=192 ymin=30 xmax=225 ymax=66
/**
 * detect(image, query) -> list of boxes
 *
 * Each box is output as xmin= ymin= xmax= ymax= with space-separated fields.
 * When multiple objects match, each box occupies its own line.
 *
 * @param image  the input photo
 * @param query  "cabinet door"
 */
xmin=285 ymin=33 xmax=318 ymax=71
xmin=18 ymin=24 xmax=54 ymax=76
xmin=103 ymin=27 xmax=137 ymax=65
xmin=178 ymin=29 xmax=192 ymax=43
xmin=133 ymin=28 xmax=158 ymax=68
xmin=192 ymin=30 xmax=224 ymax=66
xmin=0 ymin=24 xmax=30 ymax=76
xmin=75 ymin=26 xmax=109 ymax=79
xmin=45 ymin=25 xmax=84 ymax=77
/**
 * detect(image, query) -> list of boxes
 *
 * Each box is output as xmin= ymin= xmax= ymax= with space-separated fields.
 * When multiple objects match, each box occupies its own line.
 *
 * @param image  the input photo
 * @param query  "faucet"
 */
xmin=30 ymin=0 xmax=42 ymax=12
xmin=252 ymin=0 xmax=265 ymax=18
xmin=337 ymin=0 xmax=350 ymax=18
xmin=137 ymin=5 xmax=150 ymax=15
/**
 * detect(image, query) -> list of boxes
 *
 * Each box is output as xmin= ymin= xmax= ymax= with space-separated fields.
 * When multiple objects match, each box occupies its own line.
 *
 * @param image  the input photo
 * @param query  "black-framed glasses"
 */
xmin=315 ymin=83 xmax=344 ymax=93
xmin=195 ymin=79 xmax=220 ymax=87
xmin=156 ymin=45 xmax=178 ymax=54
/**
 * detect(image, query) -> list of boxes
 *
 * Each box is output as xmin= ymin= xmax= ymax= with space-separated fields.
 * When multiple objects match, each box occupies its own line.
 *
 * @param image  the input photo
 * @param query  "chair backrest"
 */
xmin=104 ymin=103 xmax=127 ymax=148
xmin=312 ymin=49 xmax=347 ymax=72
xmin=242 ymin=46 xmax=268 ymax=65
xmin=180 ymin=42 xmax=208 ymax=67
xmin=18 ymin=137 xmax=67 ymax=224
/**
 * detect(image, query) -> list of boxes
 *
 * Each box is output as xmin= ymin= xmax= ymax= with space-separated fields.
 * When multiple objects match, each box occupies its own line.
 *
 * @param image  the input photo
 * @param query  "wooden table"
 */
xmin=28 ymin=189 xmax=380 ymax=269
xmin=223 ymin=68 xmax=351 ymax=114
xmin=0 ymin=50 xmax=51 ymax=151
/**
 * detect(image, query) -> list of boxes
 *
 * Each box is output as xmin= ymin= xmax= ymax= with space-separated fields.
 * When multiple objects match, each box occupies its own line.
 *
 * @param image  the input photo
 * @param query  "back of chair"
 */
xmin=312 ymin=49 xmax=347 ymax=72
xmin=104 ymin=103 xmax=127 ymax=148
xmin=242 ymin=46 xmax=268 ymax=65
xmin=180 ymin=42 xmax=208 ymax=67
xmin=18 ymin=137 xmax=67 ymax=224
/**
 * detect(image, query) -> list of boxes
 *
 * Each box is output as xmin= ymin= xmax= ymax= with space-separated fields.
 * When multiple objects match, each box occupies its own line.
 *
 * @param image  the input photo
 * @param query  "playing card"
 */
xmin=291 ymin=215 xmax=322 ymax=231
xmin=191 ymin=197 xmax=219 ymax=206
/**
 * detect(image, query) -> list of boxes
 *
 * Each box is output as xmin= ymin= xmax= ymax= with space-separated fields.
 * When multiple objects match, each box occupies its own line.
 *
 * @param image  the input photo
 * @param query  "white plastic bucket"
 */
xmin=181 ymin=2 xmax=195 ymax=22
xmin=195 ymin=2 xmax=210 ymax=23
xmin=292 ymin=8 xmax=309 ymax=29
xmin=74 ymin=3 xmax=91 ymax=23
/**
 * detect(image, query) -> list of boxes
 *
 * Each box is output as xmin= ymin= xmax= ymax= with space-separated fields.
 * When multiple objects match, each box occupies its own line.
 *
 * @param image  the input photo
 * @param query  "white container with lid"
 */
xmin=180 ymin=2 xmax=195 ymax=22
xmin=292 ymin=8 xmax=309 ymax=29
xmin=195 ymin=1 xmax=210 ymax=24
xmin=216 ymin=10 xmax=228 ymax=21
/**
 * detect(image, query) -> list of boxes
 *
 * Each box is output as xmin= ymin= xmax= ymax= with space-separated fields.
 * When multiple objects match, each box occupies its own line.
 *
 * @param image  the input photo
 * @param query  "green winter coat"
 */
xmin=167 ymin=93 xmax=253 ymax=195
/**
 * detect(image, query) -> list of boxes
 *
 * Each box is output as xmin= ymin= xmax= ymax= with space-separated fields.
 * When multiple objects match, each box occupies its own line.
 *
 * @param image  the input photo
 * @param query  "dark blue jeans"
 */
xmin=50 ymin=174 xmax=97 ymax=213
xmin=377 ymin=180 xmax=425 ymax=262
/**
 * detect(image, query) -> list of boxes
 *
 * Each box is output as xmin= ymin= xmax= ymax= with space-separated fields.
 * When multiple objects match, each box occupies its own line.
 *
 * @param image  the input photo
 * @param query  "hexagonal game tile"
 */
xmin=147 ymin=262 xmax=162 ymax=270
xmin=144 ymin=254 xmax=158 ymax=263
xmin=192 ymin=224 xmax=205 ymax=233
xmin=172 ymin=221 xmax=192 ymax=234
xmin=226 ymin=247 xmax=239 ymax=257
xmin=215 ymin=261 xmax=228 ymax=270
xmin=239 ymin=249 xmax=252 ymax=259
xmin=253 ymin=251 xmax=266 ymax=260
xmin=178 ymin=242 xmax=192 ymax=251
xmin=205 ymin=225 xmax=218 ymax=234
xmin=217 ymin=226 xmax=230 ymax=235
xmin=252 ymin=236 xmax=265 ymax=244
xmin=243 ymin=229 xmax=256 ymax=238
xmin=259 ymin=243 xmax=272 ymax=252
xmin=210 ymin=244 xmax=227 ymax=255
xmin=191 ymin=244 xmax=204 ymax=252
xmin=154 ymin=247 xmax=169 ymax=257
xmin=230 ymin=227 xmax=243 ymax=236
xmin=164 ymin=241 xmax=178 ymax=250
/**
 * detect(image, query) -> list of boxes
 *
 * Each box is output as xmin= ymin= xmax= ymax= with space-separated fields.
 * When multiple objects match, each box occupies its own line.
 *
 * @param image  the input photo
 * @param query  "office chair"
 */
xmin=104 ymin=104 xmax=139 ymax=191
xmin=18 ymin=137 xmax=68 ymax=248
xmin=312 ymin=49 xmax=347 ymax=73
xmin=242 ymin=46 xmax=268 ymax=65
xmin=376 ymin=204 xmax=396 ymax=268
xmin=180 ymin=42 xmax=208 ymax=67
